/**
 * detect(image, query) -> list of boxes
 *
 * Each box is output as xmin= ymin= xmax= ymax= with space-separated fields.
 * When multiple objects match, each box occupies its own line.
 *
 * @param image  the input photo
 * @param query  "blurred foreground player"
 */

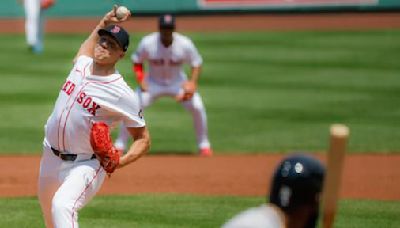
xmin=222 ymin=154 xmax=325 ymax=228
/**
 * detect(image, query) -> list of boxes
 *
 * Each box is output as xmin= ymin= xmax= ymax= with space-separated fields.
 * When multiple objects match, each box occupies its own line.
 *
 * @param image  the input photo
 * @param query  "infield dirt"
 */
xmin=0 ymin=154 xmax=399 ymax=200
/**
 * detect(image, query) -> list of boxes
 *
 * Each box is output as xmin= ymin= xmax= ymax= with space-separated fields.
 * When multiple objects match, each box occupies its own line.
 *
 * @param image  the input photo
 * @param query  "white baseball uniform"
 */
xmin=38 ymin=55 xmax=145 ymax=228
xmin=222 ymin=204 xmax=285 ymax=228
xmin=115 ymin=32 xmax=211 ymax=152
xmin=24 ymin=0 xmax=44 ymax=53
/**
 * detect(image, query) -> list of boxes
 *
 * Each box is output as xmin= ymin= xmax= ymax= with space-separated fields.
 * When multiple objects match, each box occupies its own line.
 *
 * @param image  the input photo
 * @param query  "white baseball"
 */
xmin=116 ymin=6 xmax=130 ymax=20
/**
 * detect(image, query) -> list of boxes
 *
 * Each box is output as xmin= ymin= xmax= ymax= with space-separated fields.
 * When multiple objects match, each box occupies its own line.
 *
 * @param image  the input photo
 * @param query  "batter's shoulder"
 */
xmin=222 ymin=204 xmax=284 ymax=228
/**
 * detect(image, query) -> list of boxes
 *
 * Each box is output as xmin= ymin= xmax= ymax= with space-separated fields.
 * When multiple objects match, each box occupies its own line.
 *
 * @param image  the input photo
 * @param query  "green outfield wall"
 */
xmin=1 ymin=0 xmax=399 ymax=18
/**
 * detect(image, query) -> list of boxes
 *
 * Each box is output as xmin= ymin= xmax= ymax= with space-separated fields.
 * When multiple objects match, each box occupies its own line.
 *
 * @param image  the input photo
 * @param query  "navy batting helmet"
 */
xmin=269 ymin=154 xmax=325 ymax=213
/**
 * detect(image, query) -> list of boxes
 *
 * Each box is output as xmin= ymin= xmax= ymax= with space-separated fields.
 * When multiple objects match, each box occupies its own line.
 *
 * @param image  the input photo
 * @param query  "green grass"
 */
xmin=1 ymin=30 xmax=400 ymax=154
xmin=0 ymin=195 xmax=399 ymax=227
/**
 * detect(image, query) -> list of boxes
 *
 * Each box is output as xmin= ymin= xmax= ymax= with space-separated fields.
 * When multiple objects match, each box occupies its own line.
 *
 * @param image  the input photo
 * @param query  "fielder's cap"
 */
xmin=98 ymin=24 xmax=130 ymax=52
xmin=159 ymin=14 xmax=175 ymax=29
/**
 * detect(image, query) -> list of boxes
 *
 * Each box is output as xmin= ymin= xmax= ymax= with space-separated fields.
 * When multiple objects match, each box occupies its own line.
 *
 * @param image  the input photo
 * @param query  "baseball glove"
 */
xmin=90 ymin=122 xmax=120 ymax=173
xmin=176 ymin=81 xmax=196 ymax=101
xmin=41 ymin=0 xmax=55 ymax=9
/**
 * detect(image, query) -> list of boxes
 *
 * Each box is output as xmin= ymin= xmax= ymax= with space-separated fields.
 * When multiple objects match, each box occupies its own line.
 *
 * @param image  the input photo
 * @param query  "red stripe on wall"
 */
xmin=200 ymin=0 xmax=378 ymax=6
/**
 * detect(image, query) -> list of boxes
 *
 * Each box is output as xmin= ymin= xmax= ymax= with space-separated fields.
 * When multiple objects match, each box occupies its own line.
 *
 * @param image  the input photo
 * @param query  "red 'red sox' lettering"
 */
xmin=76 ymin=91 xmax=101 ymax=116
xmin=61 ymin=82 xmax=101 ymax=116
xmin=62 ymin=80 xmax=75 ymax=95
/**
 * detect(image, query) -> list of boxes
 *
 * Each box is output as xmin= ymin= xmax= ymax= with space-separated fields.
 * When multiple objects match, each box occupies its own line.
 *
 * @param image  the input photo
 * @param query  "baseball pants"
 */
xmin=38 ymin=143 xmax=106 ymax=228
xmin=24 ymin=0 xmax=44 ymax=50
xmin=115 ymin=80 xmax=211 ymax=151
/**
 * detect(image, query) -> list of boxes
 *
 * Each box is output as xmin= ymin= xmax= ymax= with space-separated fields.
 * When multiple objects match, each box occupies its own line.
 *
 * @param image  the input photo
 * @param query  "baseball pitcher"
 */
xmin=37 ymin=6 xmax=150 ymax=228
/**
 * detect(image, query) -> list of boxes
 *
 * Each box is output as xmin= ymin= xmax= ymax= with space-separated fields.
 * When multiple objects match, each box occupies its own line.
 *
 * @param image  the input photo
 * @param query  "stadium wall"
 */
xmin=1 ymin=0 xmax=400 ymax=18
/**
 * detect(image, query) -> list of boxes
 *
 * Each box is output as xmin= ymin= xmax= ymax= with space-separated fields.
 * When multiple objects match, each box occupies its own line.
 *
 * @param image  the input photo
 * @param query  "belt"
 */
xmin=51 ymin=147 xmax=96 ymax=161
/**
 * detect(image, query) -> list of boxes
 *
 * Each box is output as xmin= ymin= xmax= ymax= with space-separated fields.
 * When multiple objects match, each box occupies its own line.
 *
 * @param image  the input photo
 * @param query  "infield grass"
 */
xmin=0 ymin=195 xmax=399 ymax=227
xmin=0 ymin=30 xmax=399 ymax=154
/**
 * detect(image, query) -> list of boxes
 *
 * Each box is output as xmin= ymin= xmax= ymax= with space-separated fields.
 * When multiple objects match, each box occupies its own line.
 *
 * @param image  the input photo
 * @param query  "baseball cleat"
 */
xmin=199 ymin=148 xmax=213 ymax=157
xmin=28 ymin=44 xmax=43 ymax=54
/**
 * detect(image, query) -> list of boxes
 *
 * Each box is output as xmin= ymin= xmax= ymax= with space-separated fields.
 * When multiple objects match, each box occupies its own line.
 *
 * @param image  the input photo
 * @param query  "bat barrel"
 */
xmin=322 ymin=124 xmax=349 ymax=228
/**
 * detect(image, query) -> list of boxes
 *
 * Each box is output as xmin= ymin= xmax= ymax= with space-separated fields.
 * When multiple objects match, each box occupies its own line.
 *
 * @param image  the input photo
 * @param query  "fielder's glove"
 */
xmin=176 ymin=81 xmax=196 ymax=101
xmin=41 ymin=0 xmax=55 ymax=9
xmin=90 ymin=122 xmax=120 ymax=173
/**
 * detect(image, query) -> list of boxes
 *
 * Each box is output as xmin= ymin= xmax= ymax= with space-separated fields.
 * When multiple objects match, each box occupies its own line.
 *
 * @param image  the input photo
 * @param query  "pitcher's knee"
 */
xmin=51 ymin=197 xmax=74 ymax=218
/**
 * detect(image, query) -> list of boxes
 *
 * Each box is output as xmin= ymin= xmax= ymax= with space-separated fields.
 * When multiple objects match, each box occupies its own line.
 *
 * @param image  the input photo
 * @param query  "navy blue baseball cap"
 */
xmin=98 ymin=24 xmax=130 ymax=52
xmin=159 ymin=14 xmax=175 ymax=29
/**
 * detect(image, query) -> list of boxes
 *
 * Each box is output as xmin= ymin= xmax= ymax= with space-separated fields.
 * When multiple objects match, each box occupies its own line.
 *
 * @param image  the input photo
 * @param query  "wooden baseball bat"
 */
xmin=322 ymin=124 xmax=349 ymax=228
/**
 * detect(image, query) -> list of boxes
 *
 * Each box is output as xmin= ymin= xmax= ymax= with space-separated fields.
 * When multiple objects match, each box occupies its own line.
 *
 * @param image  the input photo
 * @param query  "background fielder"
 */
xmin=22 ymin=0 xmax=54 ymax=53
xmin=38 ymin=7 xmax=150 ymax=228
xmin=115 ymin=14 xmax=212 ymax=156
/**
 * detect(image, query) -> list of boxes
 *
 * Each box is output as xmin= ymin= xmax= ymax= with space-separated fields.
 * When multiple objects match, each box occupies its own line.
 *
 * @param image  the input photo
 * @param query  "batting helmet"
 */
xmin=269 ymin=154 xmax=325 ymax=213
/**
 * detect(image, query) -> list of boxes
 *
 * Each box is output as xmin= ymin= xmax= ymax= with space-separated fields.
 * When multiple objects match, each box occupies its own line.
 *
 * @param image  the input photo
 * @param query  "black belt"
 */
xmin=51 ymin=147 xmax=95 ymax=161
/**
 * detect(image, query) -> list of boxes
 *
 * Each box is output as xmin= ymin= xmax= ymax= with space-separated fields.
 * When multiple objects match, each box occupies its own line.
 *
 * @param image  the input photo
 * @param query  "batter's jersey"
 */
xmin=132 ymin=32 xmax=202 ymax=85
xmin=221 ymin=204 xmax=285 ymax=228
xmin=45 ymin=55 xmax=145 ymax=155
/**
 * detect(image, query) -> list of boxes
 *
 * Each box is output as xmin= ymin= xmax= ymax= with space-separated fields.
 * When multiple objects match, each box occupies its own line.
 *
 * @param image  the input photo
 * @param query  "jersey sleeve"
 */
xmin=88 ymin=79 xmax=145 ymax=128
xmin=72 ymin=55 xmax=93 ymax=76
xmin=117 ymin=89 xmax=146 ymax=128
xmin=185 ymin=39 xmax=203 ymax=67
xmin=131 ymin=38 xmax=148 ymax=64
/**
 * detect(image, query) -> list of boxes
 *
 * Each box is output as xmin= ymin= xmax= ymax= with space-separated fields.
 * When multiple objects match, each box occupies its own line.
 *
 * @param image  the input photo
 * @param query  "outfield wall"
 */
xmin=1 ymin=0 xmax=399 ymax=18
